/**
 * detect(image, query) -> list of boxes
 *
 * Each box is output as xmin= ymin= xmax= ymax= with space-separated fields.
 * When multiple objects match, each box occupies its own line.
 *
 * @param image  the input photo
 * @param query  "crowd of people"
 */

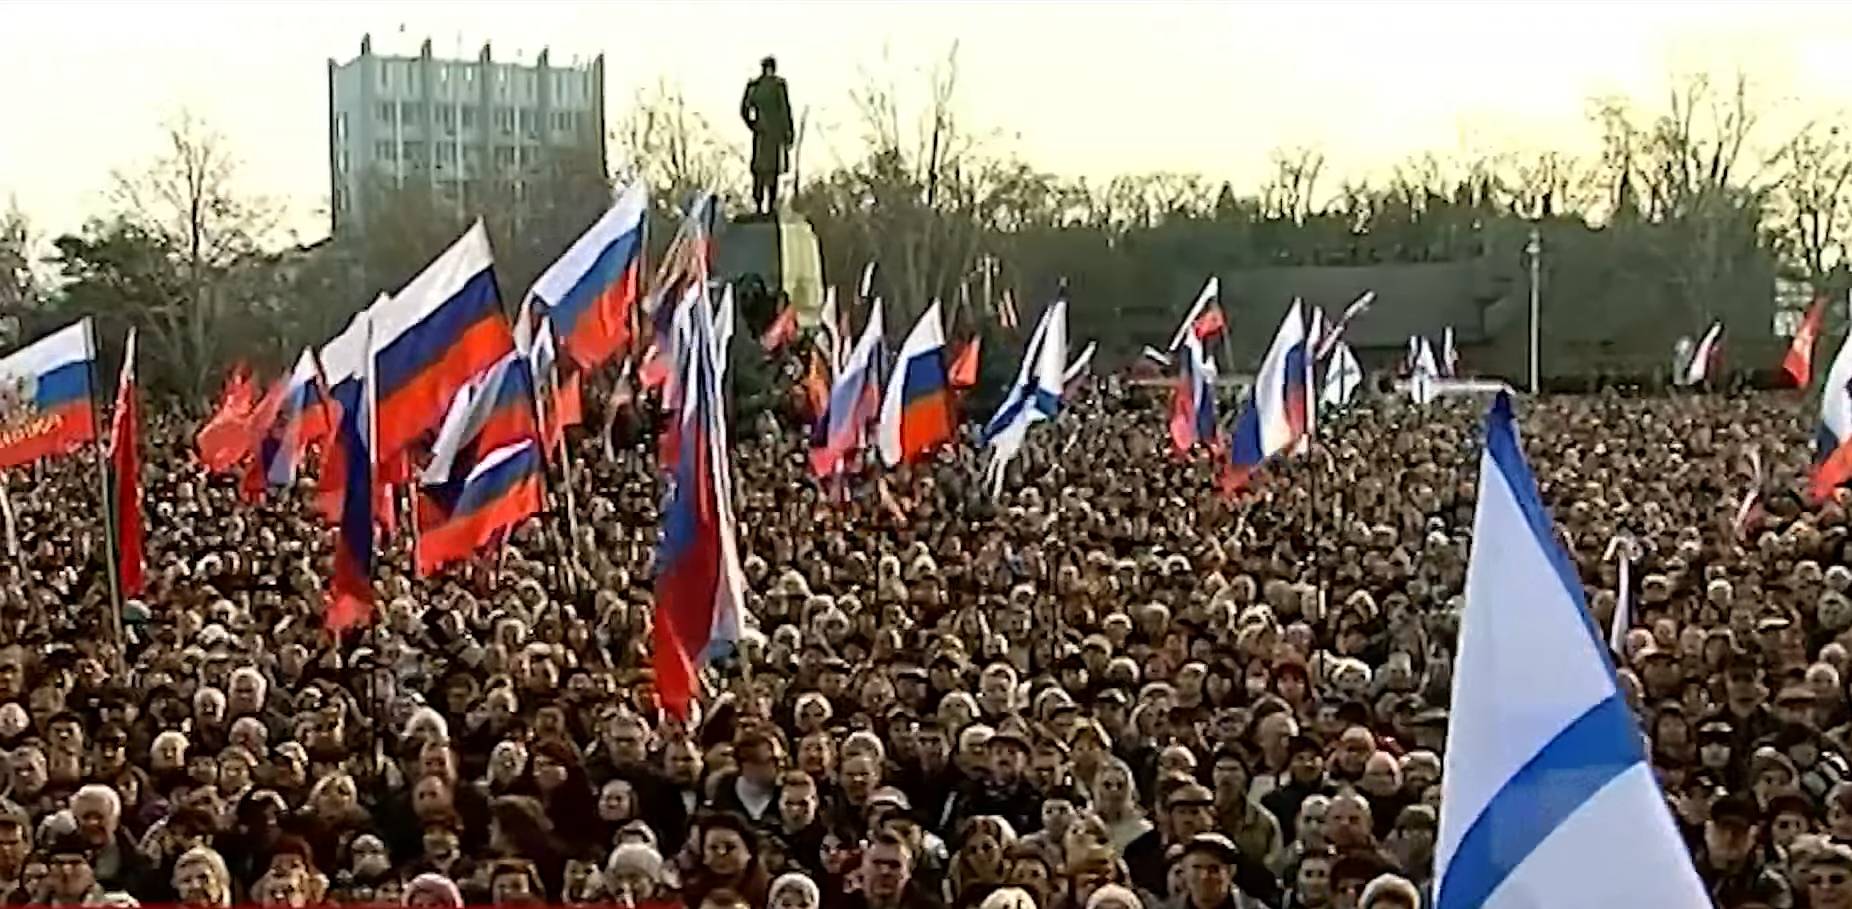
xmin=0 ymin=373 xmax=1841 ymax=909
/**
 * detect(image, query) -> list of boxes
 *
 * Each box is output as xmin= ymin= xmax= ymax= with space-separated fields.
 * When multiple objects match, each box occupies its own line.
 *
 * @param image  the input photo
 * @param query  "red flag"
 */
xmin=949 ymin=337 xmax=981 ymax=389
xmin=760 ymin=304 xmax=798 ymax=353
xmin=545 ymin=371 xmax=584 ymax=455
xmin=802 ymin=348 xmax=831 ymax=419
xmin=1169 ymin=374 xmax=1194 ymax=457
xmin=1193 ymin=305 xmax=1227 ymax=341
xmin=195 ymin=362 xmax=258 ymax=472
xmin=1785 ymin=296 xmax=1828 ymax=388
xmin=109 ymin=330 xmax=145 ymax=597
xmin=639 ymin=342 xmax=670 ymax=390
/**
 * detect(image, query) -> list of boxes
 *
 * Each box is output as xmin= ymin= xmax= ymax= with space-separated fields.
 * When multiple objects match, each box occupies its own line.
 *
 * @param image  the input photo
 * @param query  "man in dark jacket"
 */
xmin=944 ymin=731 xmax=1039 ymax=837
xmin=828 ymin=830 xmax=942 ymax=909
xmin=1700 ymin=794 xmax=1793 ymax=908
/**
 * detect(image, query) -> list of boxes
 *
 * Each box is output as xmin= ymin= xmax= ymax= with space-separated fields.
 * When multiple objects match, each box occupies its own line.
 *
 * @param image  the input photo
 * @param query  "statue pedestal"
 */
xmin=715 ymin=210 xmax=823 ymax=325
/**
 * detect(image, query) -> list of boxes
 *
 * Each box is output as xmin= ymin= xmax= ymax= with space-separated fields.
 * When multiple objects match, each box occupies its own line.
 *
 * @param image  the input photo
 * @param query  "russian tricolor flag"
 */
xmin=653 ymin=291 xmax=746 ymax=719
xmin=877 ymin=300 xmax=953 ymax=467
xmin=810 ymin=302 xmax=884 ymax=478
xmin=369 ymin=221 xmax=514 ymax=461
xmin=1169 ymin=330 xmax=1219 ymax=456
xmin=416 ymin=439 xmax=545 ymax=576
xmin=325 ymin=313 xmax=377 ymax=635
xmin=422 ymin=353 xmax=541 ymax=490
xmin=1810 ymin=318 xmax=1852 ymax=500
xmin=315 ymin=304 xmax=377 ymax=523
xmin=0 ymin=318 xmax=97 ymax=471
xmin=1226 ymin=300 xmax=1310 ymax=491
xmin=247 ymin=349 xmax=332 ymax=498
xmin=1167 ymin=277 xmax=1225 ymax=351
xmin=528 ymin=184 xmax=647 ymax=371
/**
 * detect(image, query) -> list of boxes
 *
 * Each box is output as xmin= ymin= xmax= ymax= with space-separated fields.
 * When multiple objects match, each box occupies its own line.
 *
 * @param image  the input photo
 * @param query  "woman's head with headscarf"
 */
xmin=768 ymin=872 xmax=820 ymax=909
xmin=403 ymin=873 xmax=463 ymax=908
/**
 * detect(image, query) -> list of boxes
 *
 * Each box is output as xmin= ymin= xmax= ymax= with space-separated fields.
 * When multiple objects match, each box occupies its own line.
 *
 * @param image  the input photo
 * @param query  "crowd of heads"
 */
xmin=0 ymin=379 xmax=1842 ymax=909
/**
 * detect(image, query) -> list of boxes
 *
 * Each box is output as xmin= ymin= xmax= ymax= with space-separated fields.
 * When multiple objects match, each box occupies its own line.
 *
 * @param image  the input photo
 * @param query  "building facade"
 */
xmin=326 ymin=35 xmax=606 ymax=234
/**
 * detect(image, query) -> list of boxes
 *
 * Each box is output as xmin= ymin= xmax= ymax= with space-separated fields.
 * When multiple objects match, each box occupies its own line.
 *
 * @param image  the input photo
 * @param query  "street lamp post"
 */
xmin=1527 ymin=228 xmax=1542 ymax=394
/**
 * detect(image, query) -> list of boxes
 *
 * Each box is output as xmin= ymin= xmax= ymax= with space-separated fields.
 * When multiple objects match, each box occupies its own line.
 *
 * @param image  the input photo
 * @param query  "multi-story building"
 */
xmin=326 ymin=35 xmax=606 ymax=234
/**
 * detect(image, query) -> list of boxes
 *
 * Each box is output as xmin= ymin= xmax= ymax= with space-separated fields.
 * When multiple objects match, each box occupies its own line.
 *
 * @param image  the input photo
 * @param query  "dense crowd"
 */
xmin=0 ymin=376 xmax=1843 ymax=909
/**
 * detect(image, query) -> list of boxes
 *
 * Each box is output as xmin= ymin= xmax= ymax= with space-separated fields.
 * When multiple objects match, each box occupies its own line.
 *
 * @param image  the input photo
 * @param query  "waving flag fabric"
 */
xmin=316 ymin=304 xmax=380 ymax=522
xmin=1434 ymin=393 xmax=1706 ymax=909
xmin=1321 ymin=342 xmax=1363 ymax=411
xmin=1786 ymin=295 xmax=1829 ymax=388
xmin=1063 ymin=341 xmax=1097 ymax=387
xmin=1679 ymin=321 xmax=1723 ymax=387
xmin=109 ymin=328 xmax=144 ymax=597
xmin=1810 ymin=322 xmax=1852 ymax=500
xmin=948 ymin=337 xmax=980 ymax=390
xmin=761 ymin=303 xmax=798 ymax=354
xmin=982 ymin=298 xmax=1068 ymax=493
xmin=1169 ymin=331 xmax=1219 ymax=456
xmin=1226 ymin=301 xmax=1309 ymax=491
xmin=877 ymin=300 xmax=952 ymax=467
xmin=196 ymin=363 xmax=258 ymax=472
xmin=369 ymin=221 xmax=514 ymax=461
xmin=513 ymin=300 xmax=580 ymax=457
xmin=818 ymin=287 xmax=847 ymax=374
xmin=325 ymin=314 xmax=377 ymax=635
xmin=1315 ymin=291 xmax=1376 ymax=360
xmin=527 ymin=184 xmax=647 ymax=370
xmin=1167 ymin=277 xmax=1225 ymax=351
xmin=1412 ymin=337 xmax=1442 ymax=405
xmin=421 ymin=353 xmax=541 ymax=489
xmin=810 ymin=302 xmax=884 ymax=477
xmin=643 ymin=191 xmax=718 ymax=381
xmin=654 ymin=292 xmax=746 ymax=720
xmin=0 ymin=318 xmax=97 ymax=470
xmin=247 ymin=349 xmax=333 ymax=498
xmin=416 ymin=439 xmax=544 ymax=576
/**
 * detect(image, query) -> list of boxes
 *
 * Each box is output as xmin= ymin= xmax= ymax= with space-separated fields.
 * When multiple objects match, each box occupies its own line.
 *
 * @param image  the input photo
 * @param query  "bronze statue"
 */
xmin=740 ymin=56 xmax=794 ymax=218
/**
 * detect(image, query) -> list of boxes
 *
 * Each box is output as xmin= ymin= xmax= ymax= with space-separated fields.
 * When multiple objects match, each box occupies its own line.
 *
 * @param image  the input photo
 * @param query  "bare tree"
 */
xmin=1500 ymin=151 xmax=1588 ymax=220
xmin=616 ymin=79 xmax=743 ymax=213
xmin=0 ymin=201 xmax=39 ymax=328
xmin=1259 ymin=146 xmax=1326 ymax=223
xmin=110 ymin=111 xmax=280 ymax=397
xmin=1769 ymin=119 xmax=1852 ymax=286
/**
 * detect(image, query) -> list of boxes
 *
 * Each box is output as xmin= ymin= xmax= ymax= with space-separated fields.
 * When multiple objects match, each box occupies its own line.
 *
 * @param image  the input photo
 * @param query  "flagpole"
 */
xmin=556 ymin=430 xmax=585 ymax=597
xmin=85 ymin=321 xmax=126 ymax=677
xmin=1302 ymin=304 xmax=1325 ymax=622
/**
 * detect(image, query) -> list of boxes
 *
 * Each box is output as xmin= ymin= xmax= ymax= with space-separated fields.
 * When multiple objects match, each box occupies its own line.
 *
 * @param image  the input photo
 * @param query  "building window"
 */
xmin=334 ymin=112 xmax=348 ymax=141
xmin=338 ymin=151 xmax=349 ymax=173
xmin=376 ymin=141 xmax=395 ymax=161
xmin=461 ymin=107 xmax=477 ymax=130
xmin=436 ymin=107 xmax=456 ymax=132
xmin=496 ymin=107 xmax=514 ymax=134
xmin=493 ymin=146 xmax=514 ymax=169
xmin=378 ymin=63 xmax=390 ymax=90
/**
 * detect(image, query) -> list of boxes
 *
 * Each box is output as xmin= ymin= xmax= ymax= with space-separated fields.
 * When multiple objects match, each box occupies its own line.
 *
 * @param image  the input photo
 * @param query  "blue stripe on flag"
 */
xmin=1483 ymin=393 xmax=1613 ymax=656
xmin=1435 ymin=694 xmax=1639 ymax=909
xmin=34 ymin=361 xmax=91 ymax=410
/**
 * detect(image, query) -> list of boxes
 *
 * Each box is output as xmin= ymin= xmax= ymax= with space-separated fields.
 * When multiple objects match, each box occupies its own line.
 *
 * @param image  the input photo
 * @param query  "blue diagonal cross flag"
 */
xmin=1434 ymin=393 xmax=1707 ymax=909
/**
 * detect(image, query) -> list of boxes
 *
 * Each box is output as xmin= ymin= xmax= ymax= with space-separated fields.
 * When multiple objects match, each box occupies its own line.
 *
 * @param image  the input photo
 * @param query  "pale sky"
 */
xmin=5 ymin=0 xmax=1852 ymax=243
